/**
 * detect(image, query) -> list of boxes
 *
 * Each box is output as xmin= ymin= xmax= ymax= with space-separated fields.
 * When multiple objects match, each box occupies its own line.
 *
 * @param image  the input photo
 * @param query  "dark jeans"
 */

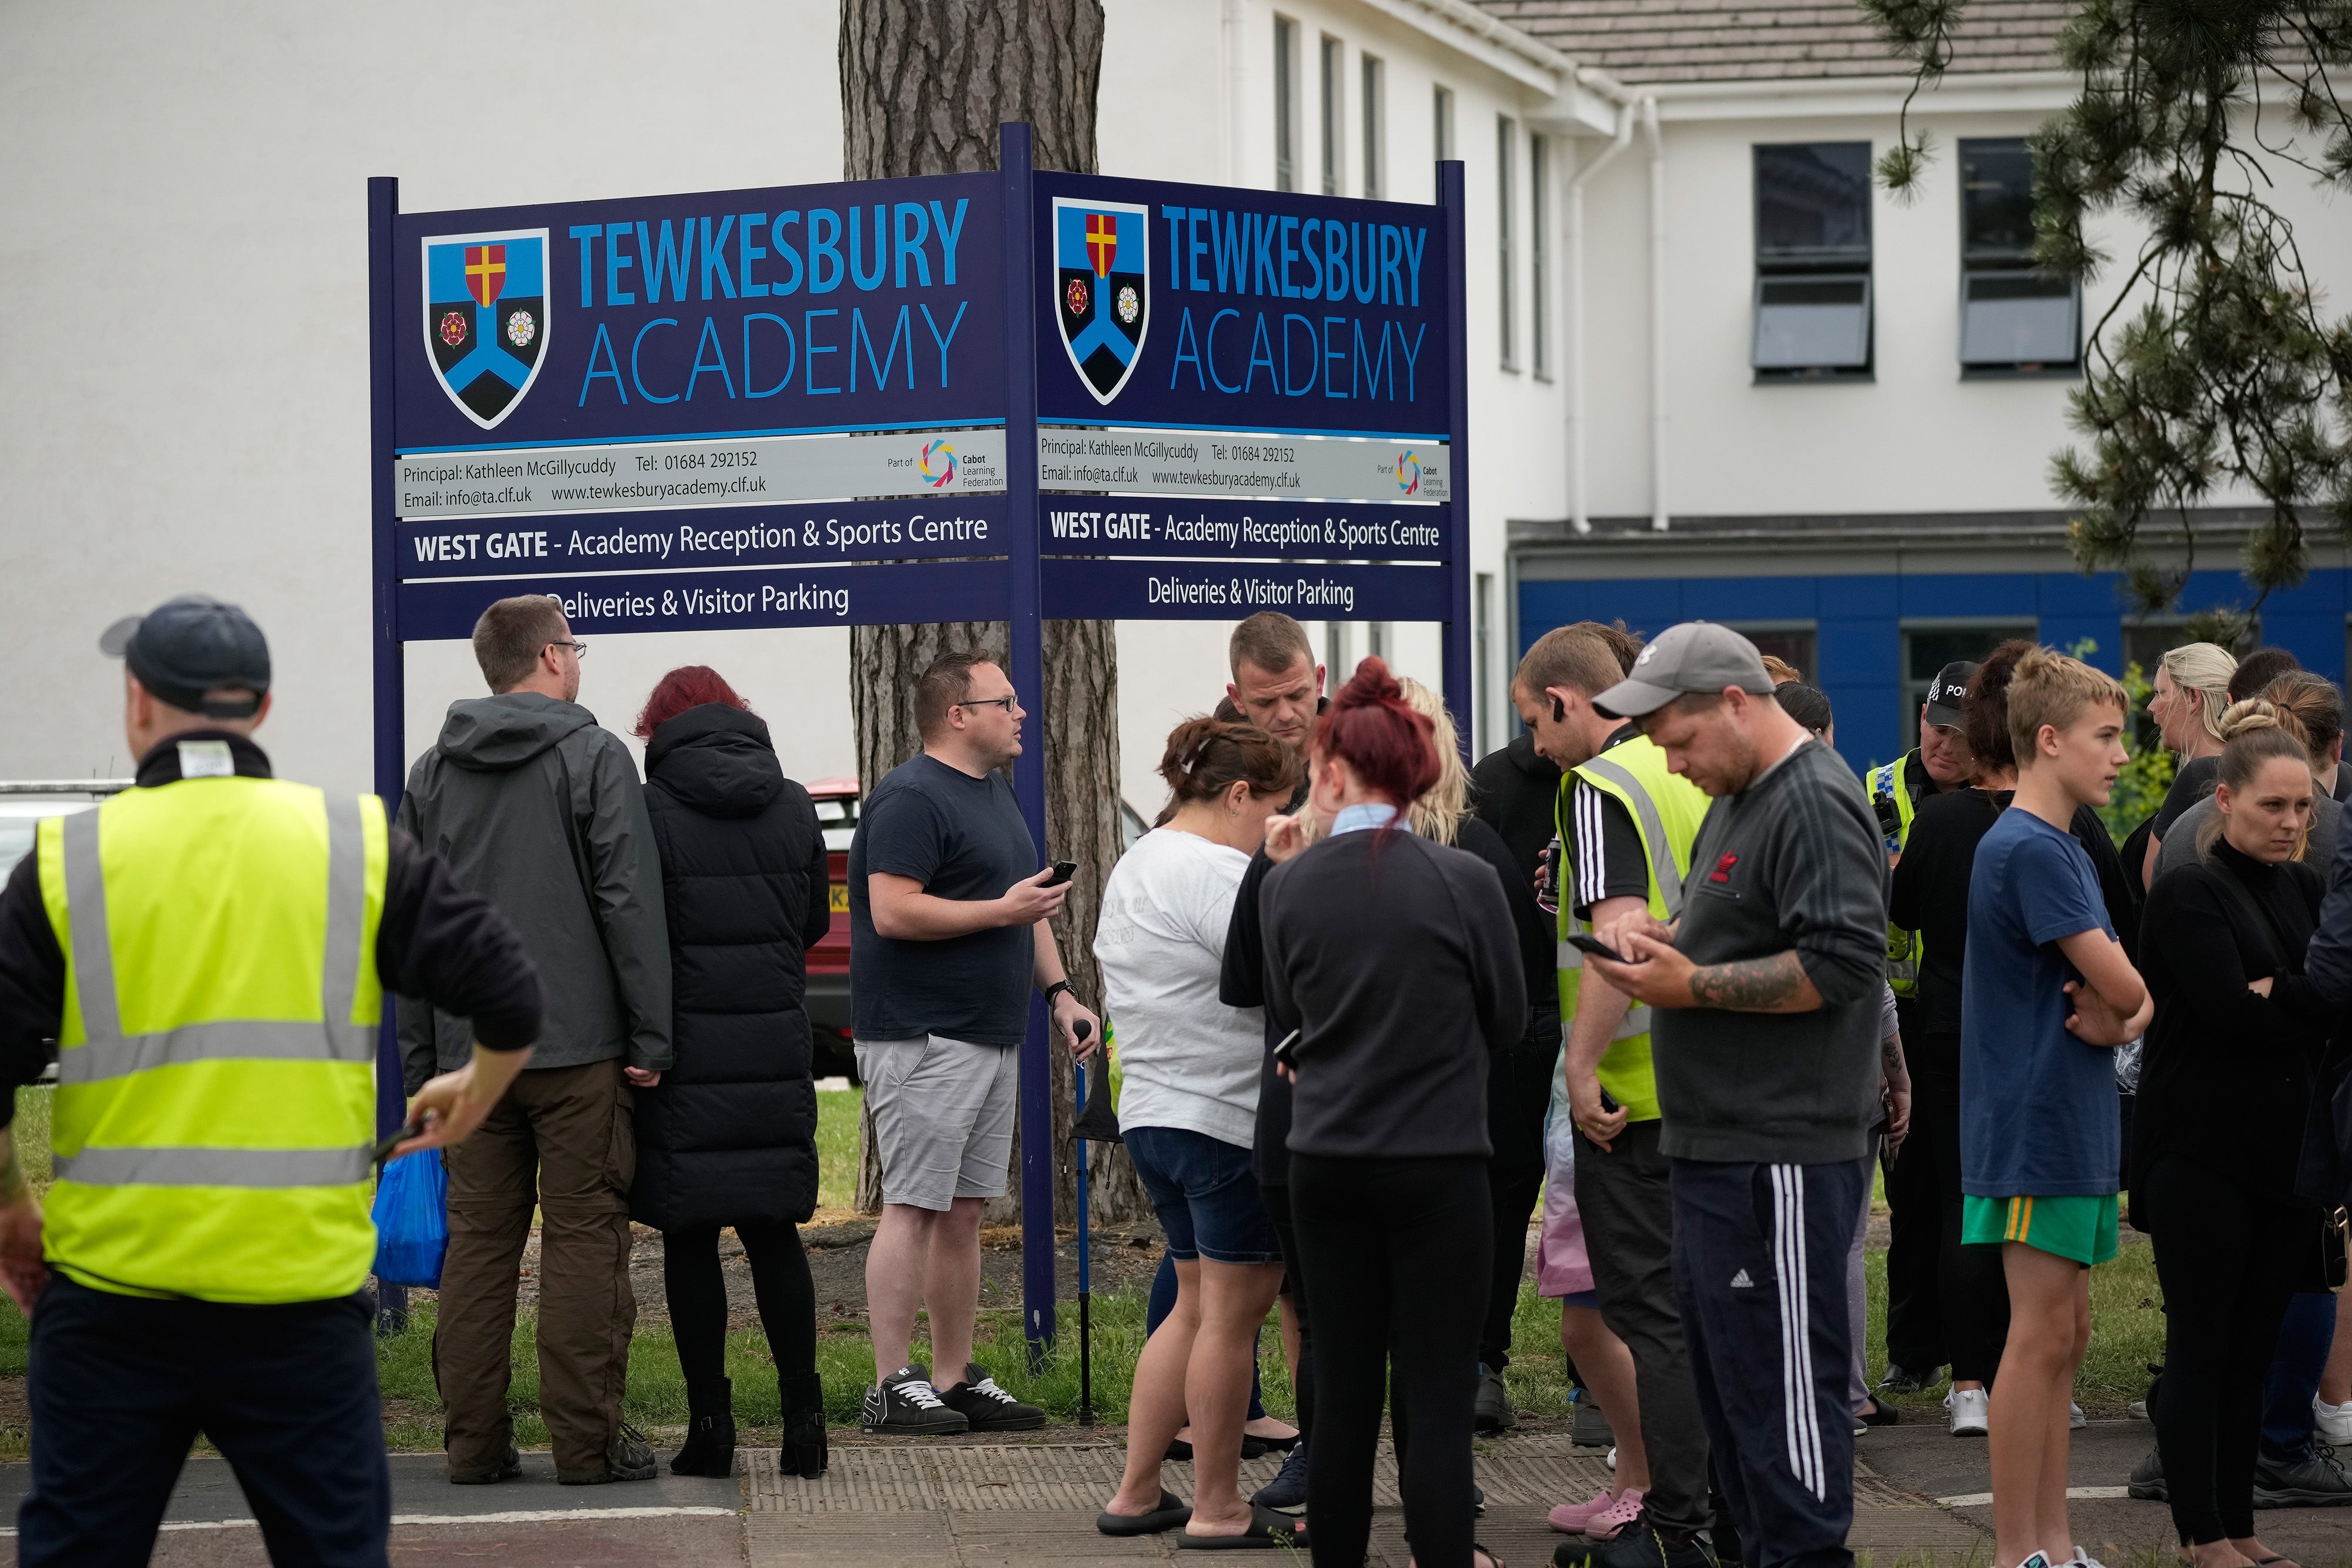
xmin=2263 ymin=1292 xmax=2336 ymax=1465
xmin=1482 ymin=1031 xmax=1556 ymax=1371
xmin=663 ymin=1220 xmax=817 ymax=1386
xmin=1147 ymin=1251 xmax=1269 ymax=1423
xmin=1910 ymin=1033 xmax=2011 ymax=1384
xmin=1882 ymin=999 xmax=1946 ymax=1375
xmin=1259 ymin=1181 xmax=1316 ymax=1440
xmin=1672 ymin=1155 xmax=1870 ymax=1568
xmin=19 ymin=1275 xmax=391 ymax=1567
xmin=2147 ymin=1155 xmax=2305 ymax=1544
xmin=1574 ymin=1119 xmax=1713 ymax=1536
xmin=1292 ymin=1154 xmax=1489 ymax=1568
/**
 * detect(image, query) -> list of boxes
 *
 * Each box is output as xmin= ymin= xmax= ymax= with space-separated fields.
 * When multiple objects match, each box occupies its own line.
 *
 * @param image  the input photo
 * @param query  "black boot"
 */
xmin=780 ymin=1371 xmax=828 ymax=1477
xmin=670 ymin=1377 xmax=736 ymax=1477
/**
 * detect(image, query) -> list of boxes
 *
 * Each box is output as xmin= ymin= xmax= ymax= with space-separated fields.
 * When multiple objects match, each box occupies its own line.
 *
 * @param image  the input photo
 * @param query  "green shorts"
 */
xmin=1962 ymin=1193 xmax=2119 ymax=1266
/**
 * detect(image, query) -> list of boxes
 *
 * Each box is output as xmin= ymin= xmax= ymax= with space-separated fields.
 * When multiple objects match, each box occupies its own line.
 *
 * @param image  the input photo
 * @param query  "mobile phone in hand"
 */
xmin=1271 ymin=1028 xmax=1302 ymax=1068
xmin=1043 ymin=860 xmax=1077 ymax=888
xmin=1567 ymin=932 xmax=1645 ymax=963
xmin=1599 ymin=1088 xmax=1621 ymax=1115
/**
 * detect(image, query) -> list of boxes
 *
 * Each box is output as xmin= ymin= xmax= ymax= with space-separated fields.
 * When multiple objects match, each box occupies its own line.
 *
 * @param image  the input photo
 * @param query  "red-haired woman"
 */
xmin=1260 ymin=658 xmax=1526 ymax=1568
xmin=631 ymin=666 xmax=831 ymax=1479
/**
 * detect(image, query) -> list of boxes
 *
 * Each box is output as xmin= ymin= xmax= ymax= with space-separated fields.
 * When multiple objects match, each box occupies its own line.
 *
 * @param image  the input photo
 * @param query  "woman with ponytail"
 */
xmin=1093 ymin=717 xmax=1306 ymax=1547
xmin=1260 ymin=658 xmax=1525 ymax=1568
xmin=2137 ymin=700 xmax=2333 ymax=1567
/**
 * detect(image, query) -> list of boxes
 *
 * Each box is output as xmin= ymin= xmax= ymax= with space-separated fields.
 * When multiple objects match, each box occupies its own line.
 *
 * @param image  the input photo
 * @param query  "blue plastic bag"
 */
xmin=370 ymin=1150 xmax=448 ymax=1288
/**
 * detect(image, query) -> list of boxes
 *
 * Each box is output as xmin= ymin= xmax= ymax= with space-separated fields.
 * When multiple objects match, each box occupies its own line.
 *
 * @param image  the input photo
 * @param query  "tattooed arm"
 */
xmin=1686 ymin=951 xmax=1825 ymax=1013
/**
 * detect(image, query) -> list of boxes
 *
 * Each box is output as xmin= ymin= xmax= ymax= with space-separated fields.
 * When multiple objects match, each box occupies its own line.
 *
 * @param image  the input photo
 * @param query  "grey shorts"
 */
xmin=854 ymin=1034 xmax=1020 ymax=1212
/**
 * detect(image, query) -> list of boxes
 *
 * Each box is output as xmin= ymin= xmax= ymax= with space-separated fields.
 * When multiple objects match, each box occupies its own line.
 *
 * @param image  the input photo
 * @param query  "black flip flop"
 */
xmin=1097 ymin=1489 xmax=1192 ymax=1537
xmin=1177 ymin=1502 xmax=1306 ymax=1550
xmin=1168 ymin=1437 xmax=1272 ymax=1462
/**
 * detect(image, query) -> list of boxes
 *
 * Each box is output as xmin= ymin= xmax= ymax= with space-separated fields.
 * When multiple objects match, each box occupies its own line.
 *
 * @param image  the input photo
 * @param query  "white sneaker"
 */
xmin=1947 ymin=1386 xmax=1990 ymax=1436
xmin=2317 ymin=1395 xmax=2352 ymax=1446
xmin=1605 ymin=1445 xmax=1617 ymax=1472
xmin=2069 ymin=1401 xmax=2087 ymax=1430
xmin=2064 ymin=1547 xmax=2107 ymax=1568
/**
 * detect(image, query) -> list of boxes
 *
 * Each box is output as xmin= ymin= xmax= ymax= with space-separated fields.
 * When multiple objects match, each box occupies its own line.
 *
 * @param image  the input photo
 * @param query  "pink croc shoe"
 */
xmin=1583 ymin=1488 xmax=1647 ymax=1540
xmin=1548 ymin=1489 xmax=1622 ymax=1534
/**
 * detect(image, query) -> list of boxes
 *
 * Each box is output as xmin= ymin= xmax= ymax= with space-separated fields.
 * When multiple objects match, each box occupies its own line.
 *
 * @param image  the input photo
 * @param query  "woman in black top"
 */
xmin=1887 ymin=643 xmax=2138 ymax=1428
xmin=1261 ymin=658 xmax=1525 ymax=1568
xmin=2137 ymin=703 xmax=2330 ymax=1567
xmin=631 ymin=668 xmax=833 ymax=1480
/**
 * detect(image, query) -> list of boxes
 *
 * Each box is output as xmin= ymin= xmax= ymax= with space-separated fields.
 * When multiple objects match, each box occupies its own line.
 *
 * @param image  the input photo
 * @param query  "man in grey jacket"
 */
xmin=1585 ymin=622 xmax=1887 ymax=1568
xmin=398 ymin=594 xmax=673 ymax=1487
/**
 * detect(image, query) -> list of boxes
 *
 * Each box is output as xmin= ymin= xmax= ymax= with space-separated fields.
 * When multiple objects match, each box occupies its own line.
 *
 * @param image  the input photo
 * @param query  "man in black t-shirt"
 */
xmin=848 ymin=650 xmax=1097 ymax=1437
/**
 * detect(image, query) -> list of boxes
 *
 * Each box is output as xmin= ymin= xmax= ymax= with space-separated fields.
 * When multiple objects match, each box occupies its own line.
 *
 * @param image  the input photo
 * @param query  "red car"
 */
xmin=801 ymin=778 xmax=1147 ymax=1085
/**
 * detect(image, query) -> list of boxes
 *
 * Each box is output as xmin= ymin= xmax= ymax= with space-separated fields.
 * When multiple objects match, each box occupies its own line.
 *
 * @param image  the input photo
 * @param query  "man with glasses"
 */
xmin=849 ymin=648 xmax=1095 ymax=1435
xmin=397 ymin=594 xmax=673 ymax=1486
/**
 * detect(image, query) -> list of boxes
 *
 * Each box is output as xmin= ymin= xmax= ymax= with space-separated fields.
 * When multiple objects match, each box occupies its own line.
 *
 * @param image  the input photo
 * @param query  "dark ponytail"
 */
xmin=1154 ymin=717 xmax=1301 ymax=825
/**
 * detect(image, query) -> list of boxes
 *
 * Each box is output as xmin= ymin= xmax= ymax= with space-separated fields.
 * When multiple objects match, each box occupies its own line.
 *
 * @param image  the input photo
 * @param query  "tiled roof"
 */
xmin=1473 ymin=0 xmax=2072 ymax=84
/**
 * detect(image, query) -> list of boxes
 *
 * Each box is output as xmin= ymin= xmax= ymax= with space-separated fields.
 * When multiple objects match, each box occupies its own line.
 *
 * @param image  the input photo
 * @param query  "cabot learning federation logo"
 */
xmin=423 ymin=229 xmax=550 ymax=429
xmin=1053 ymin=198 xmax=1150 ymax=404
xmin=1396 ymin=451 xmax=1423 ymax=495
xmin=920 ymin=440 xmax=957 ymax=488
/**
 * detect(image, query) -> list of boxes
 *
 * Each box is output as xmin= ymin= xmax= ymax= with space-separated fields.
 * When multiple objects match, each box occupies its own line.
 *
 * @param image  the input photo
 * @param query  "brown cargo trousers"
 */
xmin=433 ymin=1058 xmax=637 ymax=1480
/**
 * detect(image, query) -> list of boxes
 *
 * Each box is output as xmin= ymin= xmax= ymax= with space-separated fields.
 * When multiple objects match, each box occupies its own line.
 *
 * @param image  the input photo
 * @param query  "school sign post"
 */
xmin=369 ymin=124 xmax=1470 ymax=1356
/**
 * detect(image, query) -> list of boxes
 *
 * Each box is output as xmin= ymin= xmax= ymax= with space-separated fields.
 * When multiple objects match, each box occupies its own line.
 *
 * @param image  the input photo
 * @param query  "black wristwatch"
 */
xmin=1043 ymin=979 xmax=1074 ymax=1009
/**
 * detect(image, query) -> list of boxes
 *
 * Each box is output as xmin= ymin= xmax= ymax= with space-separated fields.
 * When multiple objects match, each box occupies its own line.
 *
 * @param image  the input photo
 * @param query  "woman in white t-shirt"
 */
xmin=1094 ymin=717 xmax=1304 ymax=1547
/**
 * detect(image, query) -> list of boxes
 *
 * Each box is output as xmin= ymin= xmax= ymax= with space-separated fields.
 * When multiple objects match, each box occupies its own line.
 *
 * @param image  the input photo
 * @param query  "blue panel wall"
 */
xmin=1518 ymin=566 xmax=2352 ymax=774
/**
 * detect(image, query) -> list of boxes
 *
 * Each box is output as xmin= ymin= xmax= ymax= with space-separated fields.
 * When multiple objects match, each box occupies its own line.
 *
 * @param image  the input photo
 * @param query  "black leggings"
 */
xmin=1292 ymin=1154 xmax=1489 ymax=1568
xmin=1259 ymin=1182 xmax=1317 ymax=1442
xmin=662 ymin=1221 xmax=817 ymax=1386
xmin=1910 ymin=1034 xmax=2012 ymax=1384
xmin=2146 ymin=1155 xmax=2304 ymax=1546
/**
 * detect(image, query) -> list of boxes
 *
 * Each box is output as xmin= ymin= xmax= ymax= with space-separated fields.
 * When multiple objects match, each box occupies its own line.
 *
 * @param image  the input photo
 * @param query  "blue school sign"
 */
xmin=369 ymin=126 xmax=1471 ymax=1355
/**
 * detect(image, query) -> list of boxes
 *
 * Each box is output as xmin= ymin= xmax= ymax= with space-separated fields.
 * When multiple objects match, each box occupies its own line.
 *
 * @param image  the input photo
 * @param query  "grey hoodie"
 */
xmin=396 ymin=691 xmax=671 ymax=1089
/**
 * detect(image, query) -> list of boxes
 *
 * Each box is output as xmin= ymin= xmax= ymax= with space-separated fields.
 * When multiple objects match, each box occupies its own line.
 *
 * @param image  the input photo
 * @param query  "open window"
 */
xmin=1753 ymin=142 xmax=1873 ymax=379
xmin=1958 ymin=138 xmax=2078 ymax=373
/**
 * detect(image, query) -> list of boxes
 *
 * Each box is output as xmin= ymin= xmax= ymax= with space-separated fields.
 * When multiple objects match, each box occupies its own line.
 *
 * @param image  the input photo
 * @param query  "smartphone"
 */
xmin=1599 ymin=1088 xmax=1621 ymax=1115
xmin=373 ymin=1116 xmax=429 ymax=1166
xmin=1566 ymin=932 xmax=1645 ymax=963
xmin=1271 ymin=1028 xmax=1302 ymax=1068
xmin=1043 ymin=860 xmax=1077 ymax=888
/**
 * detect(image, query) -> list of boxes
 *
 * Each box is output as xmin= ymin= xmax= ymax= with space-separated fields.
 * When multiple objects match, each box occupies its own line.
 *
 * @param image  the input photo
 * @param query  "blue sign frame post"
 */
xmin=365 ymin=131 xmax=1471 ymax=1367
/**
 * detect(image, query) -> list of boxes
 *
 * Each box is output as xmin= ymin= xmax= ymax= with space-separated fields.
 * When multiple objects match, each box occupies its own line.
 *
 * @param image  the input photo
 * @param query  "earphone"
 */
xmin=1552 ymin=694 xmax=1566 ymax=722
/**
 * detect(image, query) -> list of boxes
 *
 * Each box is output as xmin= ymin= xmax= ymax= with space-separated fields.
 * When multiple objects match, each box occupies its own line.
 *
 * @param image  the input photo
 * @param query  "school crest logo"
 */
xmin=422 ymin=229 xmax=550 ymax=429
xmin=1052 ymin=199 xmax=1149 ymax=404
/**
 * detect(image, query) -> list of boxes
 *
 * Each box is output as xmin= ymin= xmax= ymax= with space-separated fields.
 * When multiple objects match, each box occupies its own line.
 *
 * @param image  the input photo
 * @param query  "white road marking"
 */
xmin=1935 ymin=1486 xmax=2131 ymax=1507
xmin=0 ymin=1505 xmax=741 ymax=1536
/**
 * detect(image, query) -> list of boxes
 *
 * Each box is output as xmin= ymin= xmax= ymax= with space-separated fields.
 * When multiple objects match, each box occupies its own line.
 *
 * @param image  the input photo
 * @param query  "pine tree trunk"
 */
xmin=841 ymin=0 xmax=1150 ymax=1227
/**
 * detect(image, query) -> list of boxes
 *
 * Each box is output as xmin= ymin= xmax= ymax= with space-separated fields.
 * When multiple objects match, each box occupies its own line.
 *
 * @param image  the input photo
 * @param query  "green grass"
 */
xmin=814 ymin=1088 xmax=859 ymax=1213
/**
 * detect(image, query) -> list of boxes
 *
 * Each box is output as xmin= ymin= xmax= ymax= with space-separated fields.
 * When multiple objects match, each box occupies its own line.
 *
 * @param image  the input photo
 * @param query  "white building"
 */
xmin=4 ymin=1 xmax=2341 ymax=799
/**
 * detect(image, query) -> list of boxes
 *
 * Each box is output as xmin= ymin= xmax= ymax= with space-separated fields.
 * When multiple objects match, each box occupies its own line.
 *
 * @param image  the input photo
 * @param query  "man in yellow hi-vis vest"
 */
xmin=1512 ymin=622 xmax=1722 ymax=1567
xmin=0 ymin=596 xmax=542 ymax=1567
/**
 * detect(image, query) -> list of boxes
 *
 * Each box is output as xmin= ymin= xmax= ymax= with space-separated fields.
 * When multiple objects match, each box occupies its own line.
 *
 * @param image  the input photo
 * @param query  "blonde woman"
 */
xmin=2155 ymin=678 xmax=2344 ymax=881
xmin=2144 ymin=642 xmax=2237 ymax=888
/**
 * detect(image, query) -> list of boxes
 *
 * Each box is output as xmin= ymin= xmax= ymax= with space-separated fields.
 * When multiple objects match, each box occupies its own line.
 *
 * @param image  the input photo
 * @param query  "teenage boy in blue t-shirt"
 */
xmin=1962 ymin=649 xmax=2151 ymax=1568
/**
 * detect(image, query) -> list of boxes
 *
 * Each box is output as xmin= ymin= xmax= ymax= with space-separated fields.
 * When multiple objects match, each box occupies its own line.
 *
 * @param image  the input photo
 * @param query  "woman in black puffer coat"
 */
xmin=633 ymin=667 xmax=832 ymax=1479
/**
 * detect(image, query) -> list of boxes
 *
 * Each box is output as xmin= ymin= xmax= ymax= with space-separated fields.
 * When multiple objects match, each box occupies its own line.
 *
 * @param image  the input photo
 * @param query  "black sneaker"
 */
xmin=558 ymin=1423 xmax=657 ymax=1485
xmin=1877 ymin=1363 xmax=1945 ymax=1395
xmin=449 ymin=1443 xmax=521 ymax=1485
xmin=1254 ymin=1442 xmax=1309 ymax=1510
xmin=2254 ymin=1443 xmax=2352 ymax=1507
xmin=2127 ymin=1444 xmax=2166 ymax=1502
xmin=1571 ymin=1393 xmax=1616 ymax=1449
xmin=937 ymin=1362 xmax=1045 ymax=1432
xmin=1475 ymin=1363 xmax=1519 ymax=1433
xmin=1558 ymin=1519 xmax=1717 ymax=1568
xmin=861 ymin=1363 xmax=971 ymax=1436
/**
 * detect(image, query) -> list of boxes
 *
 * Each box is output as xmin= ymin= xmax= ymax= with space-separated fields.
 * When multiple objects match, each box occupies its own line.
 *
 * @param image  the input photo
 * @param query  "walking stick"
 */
xmin=1074 ymin=1021 xmax=1095 ymax=1426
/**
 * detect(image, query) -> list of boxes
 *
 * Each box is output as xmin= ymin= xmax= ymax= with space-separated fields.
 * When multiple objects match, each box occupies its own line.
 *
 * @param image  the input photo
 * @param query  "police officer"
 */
xmin=0 ymin=595 xmax=544 ymax=1566
xmin=1863 ymin=658 xmax=1975 ymax=1394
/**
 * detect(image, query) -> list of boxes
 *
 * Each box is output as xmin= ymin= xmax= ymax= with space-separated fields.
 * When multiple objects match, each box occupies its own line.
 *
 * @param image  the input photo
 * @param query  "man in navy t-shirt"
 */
xmin=847 ymin=649 xmax=1098 ymax=1437
xmin=1960 ymin=650 xmax=2149 ymax=1568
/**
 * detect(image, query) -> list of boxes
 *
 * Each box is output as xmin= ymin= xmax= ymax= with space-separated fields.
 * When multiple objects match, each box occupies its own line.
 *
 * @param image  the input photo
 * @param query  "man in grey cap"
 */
xmin=0 ymin=594 xmax=543 ymax=1565
xmin=1579 ymin=621 xmax=1888 ymax=1568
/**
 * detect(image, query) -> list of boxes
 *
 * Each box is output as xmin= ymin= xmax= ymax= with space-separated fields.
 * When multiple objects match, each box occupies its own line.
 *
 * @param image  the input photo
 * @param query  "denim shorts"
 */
xmin=1124 ymin=1125 xmax=1284 ymax=1266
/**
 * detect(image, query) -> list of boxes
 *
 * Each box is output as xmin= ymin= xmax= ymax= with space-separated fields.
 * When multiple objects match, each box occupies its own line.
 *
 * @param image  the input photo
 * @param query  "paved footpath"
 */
xmin=2 ymin=1420 xmax=2351 ymax=1564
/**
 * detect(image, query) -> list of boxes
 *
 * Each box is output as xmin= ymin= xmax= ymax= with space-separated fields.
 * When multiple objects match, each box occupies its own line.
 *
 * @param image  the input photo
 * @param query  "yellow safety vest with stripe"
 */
xmin=1556 ymin=737 xmax=1710 ymax=1123
xmin=1867 ymin=751 xmax=1925 ymax=998
xmin=36 ymin=775 xmax=387 ymax=1303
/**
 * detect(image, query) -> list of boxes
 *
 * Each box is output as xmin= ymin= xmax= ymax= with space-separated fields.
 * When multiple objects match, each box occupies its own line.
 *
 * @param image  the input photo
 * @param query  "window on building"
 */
xmin=1959 ymin=137 xmax=2079 ymax=373
xmin=1361 ymin=55 xmax=1385 ymax=199
xmin=1476 ymin=572 xmax=1495 ymax=754
xmin=1433 ymin=84 xmax=1455 ymax=195
xmin=1902 ymin=622 xmax=2037 ymax=747
xmin=1727 ymin=623 xmax=1818 ymax=682
xmin=1752 ymin=142 xmax=1874 ymax=379
xmin=1274 ymin=16 xmax=1298 ymax=192
xmin=1498 ymin=116 xmax=1517 ymax=369
xmin=1531 ymin=135 xmax=1551 ymax=378
xmin=1319 ymin=36 xmax=1344 ymax=196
